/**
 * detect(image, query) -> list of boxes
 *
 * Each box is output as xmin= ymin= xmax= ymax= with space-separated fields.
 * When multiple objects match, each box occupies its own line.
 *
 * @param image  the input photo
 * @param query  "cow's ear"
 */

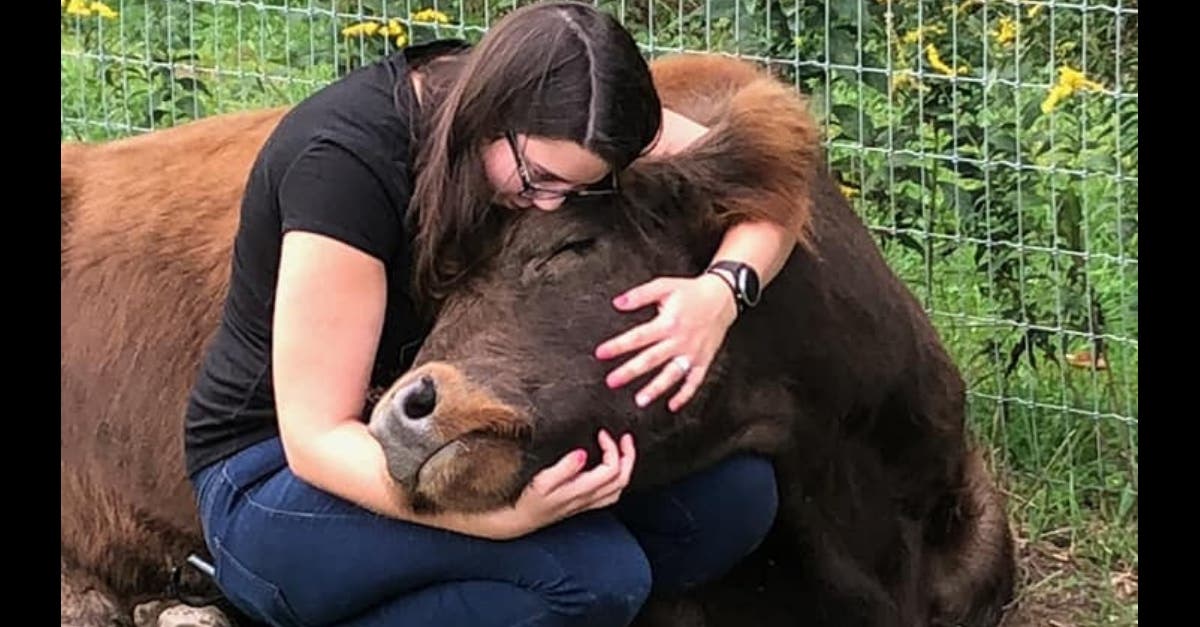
xmin=688 ymin=76 xmax=824 ymax=249
xmin=630 ymin=68 xmax=825 ymax=252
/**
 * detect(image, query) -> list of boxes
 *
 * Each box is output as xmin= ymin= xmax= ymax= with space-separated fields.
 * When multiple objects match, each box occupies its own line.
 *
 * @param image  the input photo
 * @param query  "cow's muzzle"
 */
xmin=366 ymin=362 xmax=532 ymax=514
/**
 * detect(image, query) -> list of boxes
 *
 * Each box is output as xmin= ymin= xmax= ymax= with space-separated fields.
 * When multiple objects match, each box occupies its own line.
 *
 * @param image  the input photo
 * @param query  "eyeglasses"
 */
xmin=505 ymin=130 xmax=619 ymax=201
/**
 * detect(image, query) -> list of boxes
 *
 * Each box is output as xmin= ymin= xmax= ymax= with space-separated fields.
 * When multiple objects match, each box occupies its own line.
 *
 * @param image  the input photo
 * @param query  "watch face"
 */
xmin=737 ymin=266 xmax=761 ymax=305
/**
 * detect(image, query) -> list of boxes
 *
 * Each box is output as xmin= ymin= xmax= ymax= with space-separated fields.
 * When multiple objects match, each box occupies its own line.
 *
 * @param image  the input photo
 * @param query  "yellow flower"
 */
xmin=925 ymin=44 xmax=968 ymax=77
xmin=66 ymin=0 xmax=90 ymax=16
xmin=379 ymin=19 xmax=408 ymax=46
xmin=410 ymin=8 xmax=451 ymax=24
xmin=1040 ymin=65 xmax=1105 ymax=114
xmin=341 ymin=21 xmax=381 ymax=37
xmin=1027 ymin=3 xmax=1045 ymax=18
xmin=891 ymin=71 xmax=930 ymax=94
xmin=901 ymin=24 xmax=946 ymax=45
xmin=89 ymin=1 xmax=117 ymax=19
xmin=839 ymin=184 xmax=859 ymax=199
xmin=1040 ymin=83 xmax=1072 ymax=114
xmin=892 ymin=72 xmax=915 ymax=91
xmin=343 ymin=18 xmax=407 ymax=47
xmin=993 ymin=16 xmax=1017 ymax=47
xmin=1059 ymin=66 xmax=1102 ymax=92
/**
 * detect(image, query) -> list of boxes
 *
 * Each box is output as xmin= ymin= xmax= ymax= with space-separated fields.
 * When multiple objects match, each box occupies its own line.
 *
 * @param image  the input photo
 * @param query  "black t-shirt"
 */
xmin=184 ymin=41 xmax=469 ymax=479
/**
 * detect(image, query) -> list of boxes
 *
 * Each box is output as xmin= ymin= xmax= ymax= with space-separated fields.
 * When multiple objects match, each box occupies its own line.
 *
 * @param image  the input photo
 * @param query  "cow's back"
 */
xmin=60 ymin=107 xmax=286 ymax=604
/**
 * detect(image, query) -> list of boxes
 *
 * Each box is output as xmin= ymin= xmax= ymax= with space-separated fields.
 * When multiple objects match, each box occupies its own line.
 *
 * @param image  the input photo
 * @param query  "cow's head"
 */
xmin=366 ymin=161 xmax=736 ymax=514
xmin=367 ymin=72 xmax=821 ymax=513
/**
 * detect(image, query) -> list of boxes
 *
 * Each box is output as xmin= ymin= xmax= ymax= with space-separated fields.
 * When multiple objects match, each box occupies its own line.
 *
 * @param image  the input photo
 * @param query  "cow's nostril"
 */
xmin=402 ymin=375 xmax=437 ymax=420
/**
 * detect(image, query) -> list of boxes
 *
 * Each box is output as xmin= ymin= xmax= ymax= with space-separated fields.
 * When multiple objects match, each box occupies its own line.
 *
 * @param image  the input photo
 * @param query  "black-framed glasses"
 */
xmin=505 ymin=130 xmax=619 ymax=201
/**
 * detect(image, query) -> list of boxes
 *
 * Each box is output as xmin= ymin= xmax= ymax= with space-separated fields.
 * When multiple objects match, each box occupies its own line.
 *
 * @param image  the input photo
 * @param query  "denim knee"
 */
xmin=696 ymin=453 xmax=779 ymax=564
xmin=717 ymin=454 xmax=780 ymax=543
xmin=538 ymin=513 xmax=654 ymax=627
xmin=613 ymin=453 xmax=779 ymax=596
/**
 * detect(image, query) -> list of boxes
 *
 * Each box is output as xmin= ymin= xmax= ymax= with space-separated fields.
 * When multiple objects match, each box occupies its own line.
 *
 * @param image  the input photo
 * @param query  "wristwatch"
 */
xmin=705 ymin=260 xmax=762 ymax=314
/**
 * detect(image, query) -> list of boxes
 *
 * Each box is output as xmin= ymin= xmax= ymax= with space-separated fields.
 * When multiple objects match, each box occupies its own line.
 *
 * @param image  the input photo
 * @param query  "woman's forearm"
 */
xmin=707 ymin=219 xmax=796 ymax=290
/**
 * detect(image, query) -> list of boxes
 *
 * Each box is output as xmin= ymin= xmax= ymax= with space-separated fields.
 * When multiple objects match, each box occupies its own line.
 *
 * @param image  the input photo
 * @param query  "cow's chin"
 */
xmin=409 ymin=431 xmax=529 ymax=514
xmin=369 ymin=420 xmax=530 ymax=515
xmin=365 ymin=360 xmax=533 ymax=515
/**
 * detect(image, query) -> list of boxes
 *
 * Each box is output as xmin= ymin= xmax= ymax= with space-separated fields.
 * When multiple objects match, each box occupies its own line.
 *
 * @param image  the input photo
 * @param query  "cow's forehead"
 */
xmin=500 ymin=201 xmax=620 ymax=252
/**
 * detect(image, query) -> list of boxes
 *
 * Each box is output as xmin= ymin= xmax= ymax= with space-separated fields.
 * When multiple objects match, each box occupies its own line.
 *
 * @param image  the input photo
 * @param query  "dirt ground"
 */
xmin=999 ymin=535 xmax=1138 ymax=627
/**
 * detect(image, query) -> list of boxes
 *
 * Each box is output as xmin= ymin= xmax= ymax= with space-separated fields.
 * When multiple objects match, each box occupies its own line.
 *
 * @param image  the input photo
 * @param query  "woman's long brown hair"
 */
xmin=406 ymin=1 xmax=661 ymax=316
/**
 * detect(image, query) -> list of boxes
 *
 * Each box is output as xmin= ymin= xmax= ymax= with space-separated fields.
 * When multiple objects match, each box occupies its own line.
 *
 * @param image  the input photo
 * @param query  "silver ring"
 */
xmin=671 ymin=355 xmax=692 ymax=374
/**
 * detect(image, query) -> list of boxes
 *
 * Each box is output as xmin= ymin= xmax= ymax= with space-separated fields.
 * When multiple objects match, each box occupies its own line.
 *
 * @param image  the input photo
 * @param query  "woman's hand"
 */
xmin=594 ymin=273 xmax=738 ymax=413
xmin=465 ymin=430 xmax=635 ymax=540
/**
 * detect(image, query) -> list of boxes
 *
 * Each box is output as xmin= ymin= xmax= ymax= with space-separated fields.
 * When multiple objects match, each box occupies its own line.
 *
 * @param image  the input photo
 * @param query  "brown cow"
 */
xmin=60 ymin=52 xmax=1015 ymax=627
xmin=61 ymin=106 xmax=286 ymax=624
xmin=366 ymin=54 xmax=1017 ymax=627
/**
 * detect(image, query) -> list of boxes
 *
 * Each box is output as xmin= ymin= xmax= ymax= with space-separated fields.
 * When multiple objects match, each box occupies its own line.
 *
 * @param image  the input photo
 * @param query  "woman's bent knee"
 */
xmin=614 ymin=453 xmax=779 ymax=595
xmin=530 ymin=511 xmax=653 ymax=626
xmin=721 ymin=454 xmax=780 ymax=534
xmin=341 ymin=511 xmax=653 ymax=627
xmin=688 ymin=453 xmax=779 ymax=561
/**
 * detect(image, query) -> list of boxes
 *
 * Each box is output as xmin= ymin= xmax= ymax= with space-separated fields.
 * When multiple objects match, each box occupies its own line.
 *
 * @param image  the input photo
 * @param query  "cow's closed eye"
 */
xmin=547 ymin=238 xmax=596 ymax=261
xmin=524 ymin=237 xmax=599 ymax=282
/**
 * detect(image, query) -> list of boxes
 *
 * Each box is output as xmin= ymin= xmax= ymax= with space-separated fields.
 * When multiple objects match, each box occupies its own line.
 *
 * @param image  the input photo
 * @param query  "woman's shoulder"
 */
xmin=402 ymin=38 xmax=473 ymax=69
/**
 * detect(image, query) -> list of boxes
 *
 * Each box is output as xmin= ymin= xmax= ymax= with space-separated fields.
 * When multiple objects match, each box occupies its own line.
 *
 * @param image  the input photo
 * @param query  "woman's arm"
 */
xmin=274 ymin=231 xmax=635 ymax=540
xmin=596 ymin=107 xmax=798 ymax=412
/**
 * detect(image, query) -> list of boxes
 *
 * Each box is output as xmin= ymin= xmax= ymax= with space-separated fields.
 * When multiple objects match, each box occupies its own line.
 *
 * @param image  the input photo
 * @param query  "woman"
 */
xmin=185 ymin=2 xmax=796 ymax=625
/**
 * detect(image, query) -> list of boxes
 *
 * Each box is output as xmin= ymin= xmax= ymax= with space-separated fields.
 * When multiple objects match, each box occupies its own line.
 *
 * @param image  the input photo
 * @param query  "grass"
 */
xmin=62 ymin=1 xmax=1137 ymax=624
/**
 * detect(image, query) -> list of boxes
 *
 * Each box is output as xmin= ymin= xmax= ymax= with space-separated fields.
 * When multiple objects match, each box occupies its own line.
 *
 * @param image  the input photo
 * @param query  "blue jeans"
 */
xmin=191 ymin=437 xmax=778 ymax=627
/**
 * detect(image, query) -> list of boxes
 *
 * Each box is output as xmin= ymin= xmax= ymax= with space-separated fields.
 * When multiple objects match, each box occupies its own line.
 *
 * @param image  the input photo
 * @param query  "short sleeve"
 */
xmin=276 ymin=139 xmax=404 ymax=262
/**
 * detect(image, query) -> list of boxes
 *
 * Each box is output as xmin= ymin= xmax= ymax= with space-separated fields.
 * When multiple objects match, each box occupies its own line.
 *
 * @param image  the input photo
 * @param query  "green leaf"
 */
xmin=879 ymin=127 xmax=916 ymax=149
xmin=1117 ymin=483 xmax=1137 ymax=522
xmin=174 ymin=95 xmax=205 ymax=119
xmin=175 ymin=77 xmax=212 ymax=97
xmin=829 ymin=27 xmax=858 ymax=65
xmin=944 ymin=157 xmax=981 ymax=181
xmin=1014 ymin=190 xmax=1047 ymax=213
xmin=830 ymin=0 xmax=861 ymax=22
xmin=987 ymin=131 xmax=1018 ymax=156
xmin=1056 ymin=188 xmax=1083 ymax=251
xmin=1083 ymin=151 xmax=1117 ymax=173
xmin=862 ymin=69 xmax=890 ymax=95
xmin=897 ymin=232 xmax=926 ymax=255
xmin=1021 ymin=98 xmax=1044 ymax=130
xmin=832 ymin=104 xmax=861 ymax=128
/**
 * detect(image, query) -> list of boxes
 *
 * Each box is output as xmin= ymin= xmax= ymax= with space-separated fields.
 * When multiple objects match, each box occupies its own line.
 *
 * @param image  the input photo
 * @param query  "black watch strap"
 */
xmin=700 ymin=257 xmax=758 ymax=309
xmin=705 ymin=261 xmax=762 ymax=313
xmin=706 ymin=266 xmax=743 ymax=314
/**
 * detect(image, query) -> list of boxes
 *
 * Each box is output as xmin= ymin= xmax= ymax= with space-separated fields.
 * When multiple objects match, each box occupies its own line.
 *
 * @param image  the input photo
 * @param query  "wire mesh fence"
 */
xmin=61 ymin=0 xmax=1137 ymax=572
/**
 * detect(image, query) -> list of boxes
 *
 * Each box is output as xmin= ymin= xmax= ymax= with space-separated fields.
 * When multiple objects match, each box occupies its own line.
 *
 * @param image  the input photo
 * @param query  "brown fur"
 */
xmin=927 ymin=447 xmax=1018 ymax=627
xmin=60 ymin=52 xmax=1014 ymax=627
xmin=61 ymin=107 xmax=285 ymax=611
xmin=647 ymin=54 xmax=821 ymax=244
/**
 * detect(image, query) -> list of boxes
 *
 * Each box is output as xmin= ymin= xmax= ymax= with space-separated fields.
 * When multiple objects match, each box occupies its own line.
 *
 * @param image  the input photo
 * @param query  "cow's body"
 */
xmin=60 ymin=53 xmax=1015 ymax=627
xmin=61 ymin=106 xmax=285 ymax=621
